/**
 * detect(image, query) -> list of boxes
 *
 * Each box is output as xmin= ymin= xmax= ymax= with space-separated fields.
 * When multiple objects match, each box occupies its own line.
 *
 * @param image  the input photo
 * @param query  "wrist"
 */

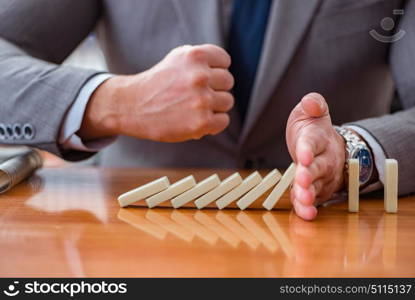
xmin=78 ymin=75 xmax=126 ymax=141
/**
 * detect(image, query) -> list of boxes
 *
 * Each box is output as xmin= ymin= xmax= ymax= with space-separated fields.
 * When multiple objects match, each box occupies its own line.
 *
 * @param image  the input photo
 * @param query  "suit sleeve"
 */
xmin=0 ymin=0 xmax=103 ymax=160
xmin=349 ymin=0 xmax=415 ymax=196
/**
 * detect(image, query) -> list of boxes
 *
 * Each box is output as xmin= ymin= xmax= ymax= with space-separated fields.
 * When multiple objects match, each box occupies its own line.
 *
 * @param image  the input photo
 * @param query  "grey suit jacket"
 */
xmin=0 ymin=0 xmax=414 ymax=195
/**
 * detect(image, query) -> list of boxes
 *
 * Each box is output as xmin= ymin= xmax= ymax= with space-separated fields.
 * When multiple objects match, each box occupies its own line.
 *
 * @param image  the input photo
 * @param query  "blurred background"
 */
xmin=64 ymin=34 xmax=107 ymax=71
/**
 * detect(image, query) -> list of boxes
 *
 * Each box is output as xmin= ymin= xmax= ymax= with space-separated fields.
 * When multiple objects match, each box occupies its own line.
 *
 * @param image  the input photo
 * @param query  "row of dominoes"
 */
xmin=348 ymin=158 xmax=398 ymax=213
xmin=118 ymin=163 xmax=296 ymax=210
xmin=119 ymin=159 xmax=399 ymax=212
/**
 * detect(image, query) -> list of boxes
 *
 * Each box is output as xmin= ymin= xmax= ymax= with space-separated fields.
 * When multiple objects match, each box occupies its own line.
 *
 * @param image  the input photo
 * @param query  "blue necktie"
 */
xmin=228 ymin=0 xmax=272 ymax=122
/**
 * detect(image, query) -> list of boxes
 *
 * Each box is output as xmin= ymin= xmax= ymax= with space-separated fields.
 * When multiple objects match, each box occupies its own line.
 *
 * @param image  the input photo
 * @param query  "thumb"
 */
xmin=300 ymin=93 xmax=329 ymax=118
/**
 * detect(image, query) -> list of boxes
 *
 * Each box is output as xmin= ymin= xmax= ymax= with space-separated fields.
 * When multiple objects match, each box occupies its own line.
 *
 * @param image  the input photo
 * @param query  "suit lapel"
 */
xmin=239 ymin=0 xmax=322 ymax=144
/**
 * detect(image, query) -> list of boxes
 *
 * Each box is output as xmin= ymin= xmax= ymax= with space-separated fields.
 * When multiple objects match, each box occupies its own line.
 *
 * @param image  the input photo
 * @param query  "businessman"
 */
xmin=0 ymin=0 xmax=414 ymax=220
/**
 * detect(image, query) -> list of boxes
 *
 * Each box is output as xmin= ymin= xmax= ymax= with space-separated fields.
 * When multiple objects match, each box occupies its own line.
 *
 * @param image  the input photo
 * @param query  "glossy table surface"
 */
xmin=0 ymin=166 xmax=414 ymax=277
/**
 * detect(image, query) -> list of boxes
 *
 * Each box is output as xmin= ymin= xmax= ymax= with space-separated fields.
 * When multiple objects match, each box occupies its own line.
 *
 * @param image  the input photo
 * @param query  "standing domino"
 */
xmin=348 ymin=159 xmax=359 ymax=213
xmin=262 ymin=163 xmax=296 ymax=210
xmin=216 ymin=171 xmax=262 ymax=209
xmin=385 ymin=159 xmax=398 ymax=213
xmin=146 ymin=175 xmax=196 ymax=208
xmin=195 ymin=173 xmax=243 ymax=209
xmin=118 ymin=176 xmax=170 ymax=207
xmin=171 ymin=174 xmax=221 ymax=208
xmin=237 ymin=169 xmax=281 ymax=210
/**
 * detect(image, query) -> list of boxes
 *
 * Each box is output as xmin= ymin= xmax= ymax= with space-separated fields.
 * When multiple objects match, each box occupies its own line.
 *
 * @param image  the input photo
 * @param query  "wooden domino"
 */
xmin=262 ymin=163 xmax=296 ymax=210
xmin=118 ymin=176 xmax=170 ymax=207
xmin=216 ymin=171 xmax=262 ymax=209
xmin=171 ymin=174 xmax=220 ymax=208
xmin=384 ymin=159 xmax=398 ymax=213
xmin=348 ymin=159 xmax=359 ymax=213
xmin=146 ymin=175 xmax=196 ymax=208
xmin=195 ymin=173 xmax=243 ymax=209
xmin=236 ymin=169 xmax=281 ymax=210
xmin=117 ymin=164 xmax=301 ymax=210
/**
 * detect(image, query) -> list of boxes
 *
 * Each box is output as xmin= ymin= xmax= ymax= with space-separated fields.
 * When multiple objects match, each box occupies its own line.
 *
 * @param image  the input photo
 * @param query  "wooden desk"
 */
xmin=0 ymin=166 xmax=414 ymax=277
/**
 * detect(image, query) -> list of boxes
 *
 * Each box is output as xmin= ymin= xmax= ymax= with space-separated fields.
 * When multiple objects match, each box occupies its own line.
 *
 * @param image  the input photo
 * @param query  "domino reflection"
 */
xmin=117 ymin=208 xmax=398 ymax=273
xmin=117 ymin=208 xmax=293 ymax=254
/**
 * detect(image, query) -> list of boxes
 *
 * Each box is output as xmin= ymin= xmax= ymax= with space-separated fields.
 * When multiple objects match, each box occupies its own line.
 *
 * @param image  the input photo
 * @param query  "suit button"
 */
xmin=13 ymin=124 xmax=23 ymax=140
xmin=0 ymin=124 xmax=6 ymax=140
xmin=23 ymin=123 xmax=35 ymax=140
xmin=6 ymin=124 xmax=14 ymax=140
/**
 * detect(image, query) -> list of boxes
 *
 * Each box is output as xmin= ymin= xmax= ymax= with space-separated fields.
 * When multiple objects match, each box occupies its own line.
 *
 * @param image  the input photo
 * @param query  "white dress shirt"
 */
xmin=59 ymin=73 xmax=115 ymax=152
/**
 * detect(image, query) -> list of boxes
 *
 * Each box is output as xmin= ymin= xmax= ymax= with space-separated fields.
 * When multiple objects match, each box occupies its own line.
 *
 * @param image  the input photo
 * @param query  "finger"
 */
xmin=295 ymin=129 xmax=326 ymax=166
xmin=295 ymin=155 xmax=334 ymax=205
xmin=293 ymin=198 xmax=318 ymax=221
xmin=293 ymin=183 xmax=315 ymax=206
xmin=290 ymin=187 xmax=296 ymax=204
xmin=295 ymin=163 xmax=313 ymax=189
xmin=301 ymin=92 xmax=329 ymax=118
xmin=209 ymin=91 xmax=234 ymax=113
xmin=194 ymin=44 xmax=231 ymax=68
xmin=207 ymin=113 xmax=230 ymax=135
xmin=209 ymin=68 xmax=234 ymax=91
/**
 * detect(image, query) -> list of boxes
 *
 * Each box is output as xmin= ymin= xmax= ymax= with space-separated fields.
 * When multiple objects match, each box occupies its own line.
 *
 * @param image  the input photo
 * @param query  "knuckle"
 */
xmin=186 ymin=47 xmax=206 ymax=63
xmin=188 ymin=71 xmax=209 ymax=87
xmin=191 ymin=95 xmax=209 ymax=110
xmin=170 ymin=45 xmax=191 ymax=58
xmin=204 ymin=93 xmax=214 ymax=106
xmin=190 ymin=114 xmax=209 ymax=133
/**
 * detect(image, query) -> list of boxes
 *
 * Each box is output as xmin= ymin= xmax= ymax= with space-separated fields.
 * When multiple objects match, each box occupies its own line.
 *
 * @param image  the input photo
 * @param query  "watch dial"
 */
xmin=357 ymin=148 xmax=372 ymax=184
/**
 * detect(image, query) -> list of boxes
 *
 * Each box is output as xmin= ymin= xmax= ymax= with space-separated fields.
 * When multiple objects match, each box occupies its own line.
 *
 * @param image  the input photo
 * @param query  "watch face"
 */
xmin=354 ymin=148 xmax=373 ymax=185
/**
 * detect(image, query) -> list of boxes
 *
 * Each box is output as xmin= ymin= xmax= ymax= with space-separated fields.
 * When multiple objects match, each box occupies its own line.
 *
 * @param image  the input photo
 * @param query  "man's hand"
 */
xmin=78 ymin=44 xmax=234 ymax=142
xmin=286 ymin=93 xmax=346 ymax=221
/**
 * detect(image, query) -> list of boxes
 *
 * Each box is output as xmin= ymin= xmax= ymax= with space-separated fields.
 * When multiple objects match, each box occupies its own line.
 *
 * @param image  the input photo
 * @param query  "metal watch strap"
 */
xmin=334 ymin=126 xmax=372 ymax=189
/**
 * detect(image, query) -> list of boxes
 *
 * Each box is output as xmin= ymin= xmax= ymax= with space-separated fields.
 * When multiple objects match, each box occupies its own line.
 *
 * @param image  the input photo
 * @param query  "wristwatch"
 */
xmin=334 ymin=126 xmax=374 ymax=188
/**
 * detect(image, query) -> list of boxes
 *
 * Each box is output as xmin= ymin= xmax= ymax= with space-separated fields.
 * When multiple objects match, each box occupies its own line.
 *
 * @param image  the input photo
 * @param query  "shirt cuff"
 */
xmin=345 ymin=125 xmax=386 ymax=193
xmin=59 ymin=73 xmax=116 ymax=152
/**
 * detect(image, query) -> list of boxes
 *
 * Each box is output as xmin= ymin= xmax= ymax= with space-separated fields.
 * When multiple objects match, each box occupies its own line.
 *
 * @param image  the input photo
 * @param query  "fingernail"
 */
xmin=309 ymin=96 xmax=323 ymax=110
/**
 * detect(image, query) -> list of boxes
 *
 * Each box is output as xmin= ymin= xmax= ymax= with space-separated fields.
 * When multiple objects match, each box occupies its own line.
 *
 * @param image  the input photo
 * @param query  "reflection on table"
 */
xmin=118 ymin=207 xmax=398 ymax=275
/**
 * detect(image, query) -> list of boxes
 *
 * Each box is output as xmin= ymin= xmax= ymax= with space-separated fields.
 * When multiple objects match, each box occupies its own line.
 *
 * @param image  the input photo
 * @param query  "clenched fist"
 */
xmin=286 ymin=93 xmax=346 ymax=221
xmin=79 ymin=44 xmax=234 ymax=142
